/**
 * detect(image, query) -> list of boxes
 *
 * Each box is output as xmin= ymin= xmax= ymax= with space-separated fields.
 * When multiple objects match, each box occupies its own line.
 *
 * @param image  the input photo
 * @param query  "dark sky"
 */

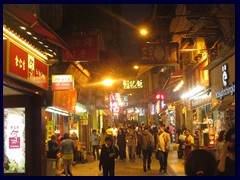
xmin=119 ymin=4 xmax=152 ymax=63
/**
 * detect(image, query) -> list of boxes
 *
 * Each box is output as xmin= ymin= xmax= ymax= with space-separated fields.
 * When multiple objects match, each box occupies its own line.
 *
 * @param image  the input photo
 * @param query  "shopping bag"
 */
xmin=179 ymin=134 xmax=186 ymax=141
xmin=173 ymin=143 xmax=179 ymax=151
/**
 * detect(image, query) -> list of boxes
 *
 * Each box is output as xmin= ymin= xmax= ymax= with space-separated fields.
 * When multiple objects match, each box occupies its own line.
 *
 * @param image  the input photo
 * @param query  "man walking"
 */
xmin=90 ymin=129 xmax=101 ymax=160
xmin=157 ymin=124 xmax=171 ymax=173
xmin=141 ymin=126 xmax=154 ymax=172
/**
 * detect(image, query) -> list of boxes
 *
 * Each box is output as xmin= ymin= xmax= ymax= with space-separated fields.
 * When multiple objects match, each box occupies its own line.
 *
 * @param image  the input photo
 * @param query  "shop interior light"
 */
xmin=76 ymin=106 xmax=87 ymax=113
xmin=19 ymin=26 xmax=26 ymax=30
xmin=46 ymin=106 xmax=69 ymax=116
xmin=173 ymin=80 xmax=184 ymax=92
xmin=3 ymin=26 xmax=48 ymax=61
xmin=181 ymin=85 xmax=204 ymax=99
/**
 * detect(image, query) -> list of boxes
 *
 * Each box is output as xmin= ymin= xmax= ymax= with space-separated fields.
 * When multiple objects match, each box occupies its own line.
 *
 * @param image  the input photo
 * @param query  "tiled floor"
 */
xmin=55 ymin=144 xmax=185 ymax=176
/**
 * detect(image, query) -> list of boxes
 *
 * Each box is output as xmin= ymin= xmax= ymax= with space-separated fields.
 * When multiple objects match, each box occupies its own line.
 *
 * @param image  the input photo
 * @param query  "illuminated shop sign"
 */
xmin=4 ymin=108 xmax=26 ymax=173
xmin=53 ymin=90 xmax=77 ymax=114
xmin=123 ymin=80 xmax=143 ymax=89
xmin=4 ymin=39 xmax=49 ymax=90
xmin=216 ymin=64 xmax=235 ymax=99
xmin=52 ymin=75 xmax=74 ymax=90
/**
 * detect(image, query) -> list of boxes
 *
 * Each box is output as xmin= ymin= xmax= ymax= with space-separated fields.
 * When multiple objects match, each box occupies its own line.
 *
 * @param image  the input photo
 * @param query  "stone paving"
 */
xmin=56 ymin=144 xmax=185 ymax=176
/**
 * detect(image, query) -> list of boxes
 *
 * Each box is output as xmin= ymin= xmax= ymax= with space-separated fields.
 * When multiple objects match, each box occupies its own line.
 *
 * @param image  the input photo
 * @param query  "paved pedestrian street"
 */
xmin=56 ymin=146 xmax=185 ymax=176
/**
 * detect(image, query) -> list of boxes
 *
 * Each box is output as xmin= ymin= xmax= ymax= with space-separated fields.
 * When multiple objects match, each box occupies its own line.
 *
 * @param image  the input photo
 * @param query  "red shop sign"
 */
xmin=53 ymin=90 xmax=77 ymax=114
xmin=6 ymin=41 xmax=49 ymax=90
xmin=62 ymin=34 xmax=99 ymax=62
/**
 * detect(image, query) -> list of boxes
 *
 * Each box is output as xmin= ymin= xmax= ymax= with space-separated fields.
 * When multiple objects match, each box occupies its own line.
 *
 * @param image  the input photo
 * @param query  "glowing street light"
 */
xmin=102 ymin=78 xmax=113 ymax=86
xmin=139 ymin=28 xmax=148 ymax=36
xmin=133 ymin=65 xmax=140 ymax=70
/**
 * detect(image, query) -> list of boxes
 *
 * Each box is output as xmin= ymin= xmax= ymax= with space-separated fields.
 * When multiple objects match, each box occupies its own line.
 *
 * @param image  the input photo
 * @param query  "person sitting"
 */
xmin=185 ymin=149 xmax=217 ymax=176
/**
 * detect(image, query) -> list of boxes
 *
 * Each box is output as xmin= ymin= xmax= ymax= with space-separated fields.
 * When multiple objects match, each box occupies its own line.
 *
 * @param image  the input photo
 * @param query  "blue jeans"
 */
xmin=92 ymin=145 xmax=99 ymax=160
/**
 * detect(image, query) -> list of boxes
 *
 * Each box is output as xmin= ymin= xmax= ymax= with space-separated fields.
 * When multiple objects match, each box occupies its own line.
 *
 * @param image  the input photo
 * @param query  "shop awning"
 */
xmin=3 ymin=5 xmax=70 ymax=51
xmin=218 ymin=98 xmax=235 ymax=111
xmin=206 ymin=98 xmax=235 ymax=117
xmin=163 ymin=69 xmax=183 ymax=90
xmin=206 ymin=102 xmax=221 ymax=117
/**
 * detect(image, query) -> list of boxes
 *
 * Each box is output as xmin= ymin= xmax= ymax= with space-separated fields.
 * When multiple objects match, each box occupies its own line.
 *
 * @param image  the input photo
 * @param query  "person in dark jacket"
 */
xmin=117 ymin=128 xmax=126 ymax=160
xmin=141 ymin=126 xmax=154 ymax=172
xmin=47 ymin=135 xmax=59 ymax=159
xmin=99 ymin=136 xmax=119 ymax=176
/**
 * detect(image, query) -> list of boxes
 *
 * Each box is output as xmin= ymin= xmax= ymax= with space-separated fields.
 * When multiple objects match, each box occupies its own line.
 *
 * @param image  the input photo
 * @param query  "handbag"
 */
xmin=179 ymin=134 xmax=186 ymax=141
xmin=155 ymin=150 xmax=160 ymax=160
xmin=173 ymin=143 xmax=179 ymax=151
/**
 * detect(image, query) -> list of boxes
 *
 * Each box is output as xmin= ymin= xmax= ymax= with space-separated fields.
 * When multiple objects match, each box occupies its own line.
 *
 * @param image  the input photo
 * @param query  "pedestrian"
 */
xmin=117 ymin=127 xmax=127 ymax=160
xmin=184 ymin=129 xmax=194 ymax=161
xmin=126 ymin=125 xmax=137 ymax=162
xmin=157 ymin=124 xmax=171 ymax=173
xmin=70 ymin=132 xmax=79 ymax=164
xmin=141 ymin=125 xmax=154 ymax=172
xmin=60 ymin=133 xmax=75 ymax=176
xmin=185 ymin=149 xmax=217 ymax=176
xmin=99 ymin=128 xmax=107 ymax=148
xmin=111 ymin=124 xmax=118 ymax=146
xmin=217 ymin=127 xmax=235 ymax=176
xmin=99 ymin=136 xmax=119 ymax=176
xmin=47 ymin=135 xmax=59 ymax=159
xmin=150 ymin=122 xmax=158 ymax=149
xmin=176 ymin=126 xmax=186 ymax=159
xmin=90 ymin=129 xmax=101 ymax=160
xmin=136 ymin=128 xmax=143 ymax=158
xmin=215 ymin=130 xmax=225 ymax=163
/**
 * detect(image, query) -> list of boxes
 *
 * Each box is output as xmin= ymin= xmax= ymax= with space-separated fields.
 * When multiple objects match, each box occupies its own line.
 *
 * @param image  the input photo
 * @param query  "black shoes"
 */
xmin=159 ymin=168 xmax=167 ymax=173
xmin=143 ymin=166 xmax=147 ymax=172
xmin=147 ymin=166 xmax=151 ymax=170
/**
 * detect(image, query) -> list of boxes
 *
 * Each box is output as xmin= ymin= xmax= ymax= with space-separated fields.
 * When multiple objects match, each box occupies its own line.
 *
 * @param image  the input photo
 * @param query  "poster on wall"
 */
xmin=4 ymin=108 xmax=26 ymax=173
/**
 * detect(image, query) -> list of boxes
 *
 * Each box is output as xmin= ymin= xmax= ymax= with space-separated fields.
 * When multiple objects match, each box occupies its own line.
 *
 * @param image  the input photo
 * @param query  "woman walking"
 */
xmin=60 ymin=133 xmax=75 ymax=176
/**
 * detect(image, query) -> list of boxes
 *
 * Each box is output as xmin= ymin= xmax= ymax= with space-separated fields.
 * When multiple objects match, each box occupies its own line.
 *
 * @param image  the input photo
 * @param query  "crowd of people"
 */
xmin=45 ymin=122 xmax=235 ymax=176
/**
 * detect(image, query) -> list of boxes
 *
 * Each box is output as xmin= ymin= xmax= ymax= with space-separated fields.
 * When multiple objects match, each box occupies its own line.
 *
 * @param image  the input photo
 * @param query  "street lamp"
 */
xmin=102 ymin=78 xmax=113 ymax=87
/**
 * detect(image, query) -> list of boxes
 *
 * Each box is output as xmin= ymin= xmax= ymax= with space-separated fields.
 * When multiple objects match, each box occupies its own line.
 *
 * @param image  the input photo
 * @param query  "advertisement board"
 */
xmin=4 ymin=108 xmax=26 ymax=174
xmin=52 ymin=75 xmax=74 ymax=90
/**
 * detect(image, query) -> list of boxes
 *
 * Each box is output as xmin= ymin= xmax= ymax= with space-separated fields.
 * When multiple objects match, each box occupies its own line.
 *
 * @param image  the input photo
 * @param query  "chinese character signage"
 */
xmin=5 ymin=41 xmax=49 ymax=90
xmin=140 ymin=42 xmax=179 ymax=65
xmin=53 ymin=90 xmax=77 ymax=114
xmin=62 ymin=34 xmax=99 ymax=62
xmin=4 ymin=108 xmax=26 ymax=173
xmin=123 ymin=80 xmax=143 ymax=89
xmin=52 ymin=75 xmax=74 ymax=90
xmin=215 ymin=64 xmax=235 ymax=100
